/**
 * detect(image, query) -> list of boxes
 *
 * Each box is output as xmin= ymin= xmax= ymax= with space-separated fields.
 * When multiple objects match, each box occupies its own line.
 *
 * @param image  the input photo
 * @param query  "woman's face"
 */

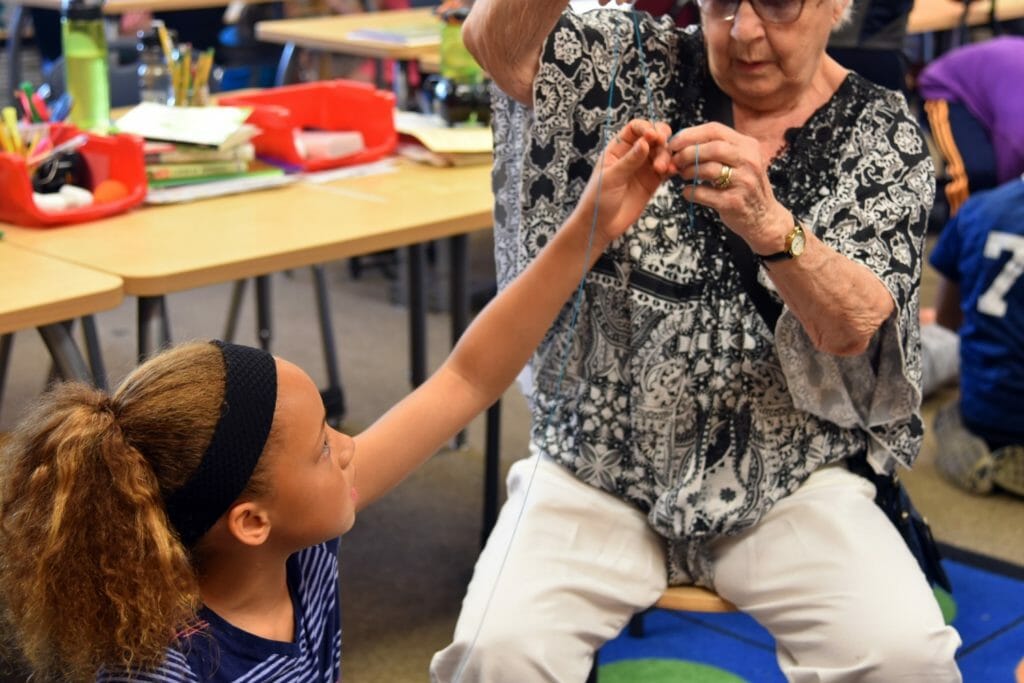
xmin=261 ymin=358 xmax=358 ymax=549
xmin=702 ymin=0 xmax=846 ymax=113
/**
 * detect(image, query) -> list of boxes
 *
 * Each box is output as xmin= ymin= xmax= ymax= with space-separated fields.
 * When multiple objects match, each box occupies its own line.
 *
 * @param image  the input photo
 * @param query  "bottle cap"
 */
xmin=61 ymin=0 xmax=104 ymax=20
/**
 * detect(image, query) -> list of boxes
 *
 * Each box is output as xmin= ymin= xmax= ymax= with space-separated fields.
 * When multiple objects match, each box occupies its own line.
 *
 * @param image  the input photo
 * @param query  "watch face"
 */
xmin=790 ymin=231 xmax=806 ymax=257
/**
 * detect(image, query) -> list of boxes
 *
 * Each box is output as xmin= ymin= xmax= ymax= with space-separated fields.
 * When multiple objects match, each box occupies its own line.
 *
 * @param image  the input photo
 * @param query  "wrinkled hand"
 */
xmin=580 ymin=119 xmax=672 ymax=244
xmin=667 ymin=122 xmax=792 ymax=254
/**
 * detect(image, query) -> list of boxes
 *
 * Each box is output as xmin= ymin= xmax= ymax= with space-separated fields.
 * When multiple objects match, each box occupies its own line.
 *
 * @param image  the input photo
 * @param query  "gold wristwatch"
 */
xmin=758 ymin=220 xmax=806 ymax=262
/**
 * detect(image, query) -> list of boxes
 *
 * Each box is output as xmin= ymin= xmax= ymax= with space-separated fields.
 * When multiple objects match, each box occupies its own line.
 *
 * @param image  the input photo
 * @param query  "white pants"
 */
xmin=430 ymin=454 xmax=962 ymax=683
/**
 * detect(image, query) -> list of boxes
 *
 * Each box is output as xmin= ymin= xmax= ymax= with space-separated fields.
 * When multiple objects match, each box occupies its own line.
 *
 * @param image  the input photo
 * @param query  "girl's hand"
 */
xmin=668 ymin=122 xmax=793 ymax=255
xmin=580 ymin=119 xmax=672 ymax=244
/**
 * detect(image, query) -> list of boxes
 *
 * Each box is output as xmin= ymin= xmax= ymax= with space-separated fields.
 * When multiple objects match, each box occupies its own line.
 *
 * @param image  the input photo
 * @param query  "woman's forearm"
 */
xmin=766 ymin=231 xmax=896 ymax=356
xmin=462 ymin=0 xmax=568 ymax=105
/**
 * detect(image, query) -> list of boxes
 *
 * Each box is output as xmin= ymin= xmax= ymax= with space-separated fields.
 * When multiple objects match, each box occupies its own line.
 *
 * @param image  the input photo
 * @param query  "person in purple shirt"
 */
xmin=919 ymin=37 xmax=1024 ymax=214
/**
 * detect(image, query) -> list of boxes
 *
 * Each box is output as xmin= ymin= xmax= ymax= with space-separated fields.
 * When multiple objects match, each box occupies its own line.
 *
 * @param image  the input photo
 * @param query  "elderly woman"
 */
xmin=431 ymin=0 xmax=962 ymax=681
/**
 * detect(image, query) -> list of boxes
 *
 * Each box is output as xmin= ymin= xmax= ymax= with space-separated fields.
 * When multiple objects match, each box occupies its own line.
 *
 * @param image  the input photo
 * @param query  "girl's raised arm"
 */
xmin=353 ymin=120 xmax=670 ymax=509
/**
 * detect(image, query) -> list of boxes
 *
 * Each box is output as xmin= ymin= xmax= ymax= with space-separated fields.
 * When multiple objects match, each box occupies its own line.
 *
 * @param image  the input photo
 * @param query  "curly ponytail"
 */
xmin=0 ymin=342 xmax=227 ymax=681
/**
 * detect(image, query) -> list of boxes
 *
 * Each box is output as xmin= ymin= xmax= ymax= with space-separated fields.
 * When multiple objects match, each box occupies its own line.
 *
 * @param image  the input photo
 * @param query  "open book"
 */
xmin=115 ymin=103 xmax=259 ymax=150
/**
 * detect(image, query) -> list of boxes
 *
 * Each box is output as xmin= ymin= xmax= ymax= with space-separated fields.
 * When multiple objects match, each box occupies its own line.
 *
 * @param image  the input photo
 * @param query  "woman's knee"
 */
xmin=431 ymin=621 xmax=593 ymax=683
xmin=830 ymin=617 xmax=962 ymax=682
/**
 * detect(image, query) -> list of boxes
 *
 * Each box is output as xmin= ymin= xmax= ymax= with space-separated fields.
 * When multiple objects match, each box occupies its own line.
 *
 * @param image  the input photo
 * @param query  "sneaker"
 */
xmin=993 ymin=445 xmax=1024 ymax=497
xmin=933 ymin=401 xmax=995 ymax=494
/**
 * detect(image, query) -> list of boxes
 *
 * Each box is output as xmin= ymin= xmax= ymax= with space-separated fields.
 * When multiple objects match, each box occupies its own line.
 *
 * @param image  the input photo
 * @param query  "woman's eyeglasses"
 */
xmin=695 ymin=0 xmax=806 ymax=25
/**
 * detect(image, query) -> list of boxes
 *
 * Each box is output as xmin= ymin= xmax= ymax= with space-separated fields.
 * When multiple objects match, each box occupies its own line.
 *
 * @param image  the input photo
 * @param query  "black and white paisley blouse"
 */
xmin=492 ymin=9 xmax=933 ymax=585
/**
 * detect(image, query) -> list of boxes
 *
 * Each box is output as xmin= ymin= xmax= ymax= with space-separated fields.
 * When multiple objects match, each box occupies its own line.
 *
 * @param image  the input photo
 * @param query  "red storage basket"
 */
xmin=218 ymin=80 xmax=397 ymax=172
xmin=0 ymin=124 xmax=147 ymax=228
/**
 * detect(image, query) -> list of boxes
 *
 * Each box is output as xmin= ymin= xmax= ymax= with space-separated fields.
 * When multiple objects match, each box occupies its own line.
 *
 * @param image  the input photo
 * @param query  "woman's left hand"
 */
xmin=668 ymin=122 xmax=792 ymax=255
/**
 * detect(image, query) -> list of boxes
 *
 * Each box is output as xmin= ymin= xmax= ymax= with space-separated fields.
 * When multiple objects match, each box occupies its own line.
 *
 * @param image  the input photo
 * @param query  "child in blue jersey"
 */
xmin=929 ymin=175 xmax=1024 ymax=496
xmin=0 ymin=119 xmax=672 ymax=682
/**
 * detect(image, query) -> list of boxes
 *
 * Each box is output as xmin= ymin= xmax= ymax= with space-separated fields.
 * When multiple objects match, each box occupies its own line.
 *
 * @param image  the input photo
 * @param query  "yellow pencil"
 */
xmin=0 ymin=125 xmax=13 ymax=154
xmin=181 ymin=46 xmax=192 ymax=106
xmin=2 ymin=107 xmax=22 ymax=154
xmin=154 ymin=20 xmax=175 ymax=69
xmin=193 ymin=49 xmax=215 ymax=104
xmin=26 ymin=130 xmax=41 ymax=158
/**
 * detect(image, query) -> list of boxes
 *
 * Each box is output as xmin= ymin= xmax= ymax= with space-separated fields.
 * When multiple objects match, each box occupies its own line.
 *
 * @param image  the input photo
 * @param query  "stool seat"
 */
xmin=655 ymin=585 xmax=736 ymax=613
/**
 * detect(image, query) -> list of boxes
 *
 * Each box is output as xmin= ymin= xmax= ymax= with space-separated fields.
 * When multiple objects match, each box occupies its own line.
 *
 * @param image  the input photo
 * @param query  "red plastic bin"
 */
xmin=218 ymin=80 xmax=397 ymax=172
xmin=0 ymin=124 xmax=147 ymax=228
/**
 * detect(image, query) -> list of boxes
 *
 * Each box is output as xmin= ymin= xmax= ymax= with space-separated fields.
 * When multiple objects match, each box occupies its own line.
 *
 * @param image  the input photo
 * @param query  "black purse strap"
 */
xmin=723 ymin=230 xmax=784 ymax=332
xmin=704 ymin=83 xmax=784 ymax=332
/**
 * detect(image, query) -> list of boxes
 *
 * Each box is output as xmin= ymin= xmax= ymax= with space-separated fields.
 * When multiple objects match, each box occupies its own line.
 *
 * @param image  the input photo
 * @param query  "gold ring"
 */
xmin=713 ymin=164 xmax=733 ymax=189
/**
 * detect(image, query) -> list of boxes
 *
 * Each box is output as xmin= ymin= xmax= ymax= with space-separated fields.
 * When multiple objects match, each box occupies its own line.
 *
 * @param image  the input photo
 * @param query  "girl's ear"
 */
xmin=224 ymin=502 xmax=272 ymax=546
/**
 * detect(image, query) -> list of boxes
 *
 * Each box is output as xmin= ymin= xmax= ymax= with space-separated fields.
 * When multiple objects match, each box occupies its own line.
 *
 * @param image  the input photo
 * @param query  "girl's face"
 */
xmin=261 ymin=359 xmax=358 ymax=549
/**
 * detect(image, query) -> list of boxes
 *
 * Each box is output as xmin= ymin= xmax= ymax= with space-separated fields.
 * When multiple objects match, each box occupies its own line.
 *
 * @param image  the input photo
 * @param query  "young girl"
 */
xmin=0 ymin=119 xmax=671 ymax=682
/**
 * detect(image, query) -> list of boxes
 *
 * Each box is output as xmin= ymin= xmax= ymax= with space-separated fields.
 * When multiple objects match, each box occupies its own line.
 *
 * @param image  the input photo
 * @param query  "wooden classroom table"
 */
xmin=907 ymin=0 xmax=1024 ymax=35
xmin=0 ymin=241 xmax=123 ymax=383
xmin=255 ymin=7 xmax=440 ymax=104
xmin=1 ymin=161 xmax=491 ymax=364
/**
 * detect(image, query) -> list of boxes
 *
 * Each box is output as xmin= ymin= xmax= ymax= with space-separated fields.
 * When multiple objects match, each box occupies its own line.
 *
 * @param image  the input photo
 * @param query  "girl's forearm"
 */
xmin=443 ymin=209 xmax=606 ymax=402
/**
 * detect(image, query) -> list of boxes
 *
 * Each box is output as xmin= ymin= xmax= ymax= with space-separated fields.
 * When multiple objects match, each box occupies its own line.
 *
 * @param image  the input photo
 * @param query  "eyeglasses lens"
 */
xmin=696 ymin=0 xmax=804 ymax=24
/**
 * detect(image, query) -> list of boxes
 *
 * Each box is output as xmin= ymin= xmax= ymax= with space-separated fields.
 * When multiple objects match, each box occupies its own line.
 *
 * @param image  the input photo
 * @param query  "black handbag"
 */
xmin=722 ymin=230 xmax=952 ymax=593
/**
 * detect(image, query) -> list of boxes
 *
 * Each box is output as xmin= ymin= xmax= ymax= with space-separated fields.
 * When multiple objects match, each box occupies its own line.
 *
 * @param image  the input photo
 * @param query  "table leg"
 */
xmin=449 ymin=234 xmax=469 ymax=447
xmin=274 ymin=41 xmax=298 ymax=87
xmin=223 ymin=279 xmax=248 ymax=342
xmin=408 ymin=243 xmax=427 ymax=387
xmin=481 ymin=400 xmax=501 ymax=547
xmin=137 ymin=296 xmax=171 ymax=362
xmin=81 ymin=315 xmax=108 ymax=391
xmin=312 ymin=265 xmax=346 ymax=423
xmin=37 ymin=323 xmax=93 ymax=383
xmin=5 ymin=4 xmax=26 ymax=108
xmin=255 ymin=275 xmax=272 ymax=352
xmin=391 ymin=59 xmax=411 ymax=111
xmin=0 ymin=333 xmax=12 ymax=421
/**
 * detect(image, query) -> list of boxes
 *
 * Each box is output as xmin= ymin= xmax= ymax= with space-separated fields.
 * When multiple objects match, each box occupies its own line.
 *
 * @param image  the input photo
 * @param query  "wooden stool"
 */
xmin=587 ymin=586 xmax=736 ymax=683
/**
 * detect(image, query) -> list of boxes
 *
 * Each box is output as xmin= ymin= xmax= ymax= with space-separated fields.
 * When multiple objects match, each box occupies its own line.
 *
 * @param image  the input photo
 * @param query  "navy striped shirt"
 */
xmin=98 ymin=539 xmax=341 ymax=682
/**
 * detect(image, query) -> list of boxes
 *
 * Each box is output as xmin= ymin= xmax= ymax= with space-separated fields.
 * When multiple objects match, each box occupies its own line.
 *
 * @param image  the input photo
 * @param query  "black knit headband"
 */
xmin=164 ymin=341 xmax=278 ymax=548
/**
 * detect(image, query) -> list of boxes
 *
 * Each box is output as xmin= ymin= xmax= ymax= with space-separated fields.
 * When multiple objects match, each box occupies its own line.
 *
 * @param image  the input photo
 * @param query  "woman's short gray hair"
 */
xmin=833 ymin=0 xmax=855 ymax=32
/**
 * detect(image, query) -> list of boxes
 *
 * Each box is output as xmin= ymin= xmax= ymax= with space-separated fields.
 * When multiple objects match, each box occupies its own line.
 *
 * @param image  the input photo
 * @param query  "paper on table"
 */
xmin=394 ymin=111 xmax=493 ymax=154
xmin=115 ymin=103 xmax=257 ymax=149
xmin=345 ymin=22 xmax=441 ymax=46
xmin=145 ymin=174 xmax=297 ymax=204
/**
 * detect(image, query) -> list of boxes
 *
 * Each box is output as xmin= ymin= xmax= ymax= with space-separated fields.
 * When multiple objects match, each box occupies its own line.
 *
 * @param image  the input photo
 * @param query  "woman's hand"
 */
xmin=579 ymin=119 xmax=673 ymax=244
xmin=668 ymin=122 xmax=793 ymax=255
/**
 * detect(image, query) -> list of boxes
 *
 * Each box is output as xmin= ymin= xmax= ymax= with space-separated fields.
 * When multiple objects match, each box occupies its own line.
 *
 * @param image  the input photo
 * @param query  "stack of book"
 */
xmin=143 ymin=141 xmax=263 ymax=189
xmin=115 ymin=103 xmax=290 ymax=201
xmin=394 ymin=111 xmax=492 ymax=167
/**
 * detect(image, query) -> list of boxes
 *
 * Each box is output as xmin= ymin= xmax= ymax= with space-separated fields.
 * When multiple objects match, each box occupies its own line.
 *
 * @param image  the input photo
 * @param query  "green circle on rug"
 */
xmin=934 ymin=586 xmax=958 ymax=625
xmin=599 ymin=658 xmax=748 ymax=683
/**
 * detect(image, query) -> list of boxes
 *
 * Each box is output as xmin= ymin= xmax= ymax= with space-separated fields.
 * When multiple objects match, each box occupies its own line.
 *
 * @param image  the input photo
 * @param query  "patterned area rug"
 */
xmin=598 ymin=545 xmax=1024 ymax=682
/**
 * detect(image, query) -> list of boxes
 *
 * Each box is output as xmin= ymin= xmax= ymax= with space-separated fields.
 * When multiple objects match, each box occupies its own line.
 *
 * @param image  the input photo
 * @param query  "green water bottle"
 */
xmin=61 ymin=0 xmax=110 ymax=133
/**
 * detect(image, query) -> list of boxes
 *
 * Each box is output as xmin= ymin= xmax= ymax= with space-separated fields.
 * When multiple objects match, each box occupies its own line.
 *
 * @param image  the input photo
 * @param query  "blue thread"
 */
xmin=450 ymin=24 xmax=627 ymax=683
xmin=690 ymin=142 xmax=699 ymax=227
